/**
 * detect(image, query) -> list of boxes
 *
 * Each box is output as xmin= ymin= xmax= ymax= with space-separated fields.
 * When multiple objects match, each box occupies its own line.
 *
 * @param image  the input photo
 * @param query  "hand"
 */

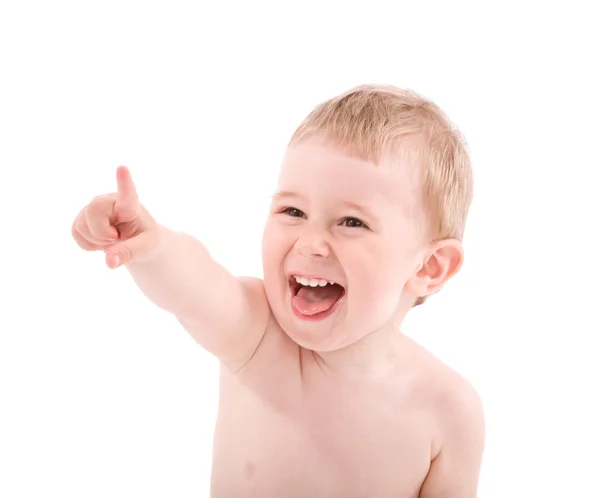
xmin=71 ymin=166 xmax=160 ymax=269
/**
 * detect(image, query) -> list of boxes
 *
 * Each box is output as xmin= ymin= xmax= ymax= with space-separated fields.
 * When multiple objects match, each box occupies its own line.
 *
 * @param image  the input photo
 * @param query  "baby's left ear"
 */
xmin=405 ymin=239 xmax=464 ymax=299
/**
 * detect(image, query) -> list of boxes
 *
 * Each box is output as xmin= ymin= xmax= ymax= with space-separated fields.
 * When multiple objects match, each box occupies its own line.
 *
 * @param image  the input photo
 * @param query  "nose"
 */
xmin=294 ymin=224 xmax=330 ymax=259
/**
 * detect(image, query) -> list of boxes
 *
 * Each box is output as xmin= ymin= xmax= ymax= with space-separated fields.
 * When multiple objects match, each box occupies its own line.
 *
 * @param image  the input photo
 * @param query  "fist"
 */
xmin=72 ymin=166 xmax=159 ymax=269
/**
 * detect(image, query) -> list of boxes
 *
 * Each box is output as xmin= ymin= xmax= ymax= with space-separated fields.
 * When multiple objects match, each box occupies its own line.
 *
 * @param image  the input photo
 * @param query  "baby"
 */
xmin=72 ymin=84 xmax=485 ymax=497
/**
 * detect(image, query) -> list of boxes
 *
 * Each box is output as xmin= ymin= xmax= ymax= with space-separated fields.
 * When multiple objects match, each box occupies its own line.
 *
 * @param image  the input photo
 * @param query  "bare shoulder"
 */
xmin=236 ymin=275 xmax=270 ymax=311
xmin=235 ymin=274 xmax=272 ymax=340
xmin=401 ymin=336 xmax=482 ymax=408
xmin=427 ymin=351 xmax=482 ymax=431
xmin=211 ymin=276 xmax=271 ymax=372
xmin=224 ymin=277 xmax=303 ymax=374
xmin=405 ymin=338 xmax=485 ymax=497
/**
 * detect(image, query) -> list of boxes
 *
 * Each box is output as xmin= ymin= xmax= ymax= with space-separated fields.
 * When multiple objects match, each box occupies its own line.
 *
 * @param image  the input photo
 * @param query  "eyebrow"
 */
xmin=272 ymin=190 xmax=300 ymax=201
xmin=272 ymin=191 xmax=377 ymax=219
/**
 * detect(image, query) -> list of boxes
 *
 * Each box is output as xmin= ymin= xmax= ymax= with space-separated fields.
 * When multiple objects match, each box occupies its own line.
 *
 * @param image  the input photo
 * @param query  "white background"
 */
xmin=1 ymin=1 xmax=599 ymax=497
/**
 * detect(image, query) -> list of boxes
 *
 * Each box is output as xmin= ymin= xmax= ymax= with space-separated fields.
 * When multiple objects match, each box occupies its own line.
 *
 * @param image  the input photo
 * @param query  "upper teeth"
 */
xmin=294 ymin=275 xmax=334 ymax=287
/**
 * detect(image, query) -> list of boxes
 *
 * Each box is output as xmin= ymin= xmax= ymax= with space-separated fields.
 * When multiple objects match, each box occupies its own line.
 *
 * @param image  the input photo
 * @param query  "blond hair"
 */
xmin=289 ymin=84 xmax=473 ymax=306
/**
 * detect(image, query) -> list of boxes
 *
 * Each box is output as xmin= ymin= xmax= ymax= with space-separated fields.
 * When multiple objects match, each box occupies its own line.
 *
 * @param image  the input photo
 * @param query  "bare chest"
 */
xmin=210 ymin=354 xmax=433 ymax=497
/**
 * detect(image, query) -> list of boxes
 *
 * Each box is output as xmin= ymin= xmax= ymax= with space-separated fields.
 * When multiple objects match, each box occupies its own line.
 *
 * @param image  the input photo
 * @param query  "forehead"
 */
xmin=277 ymin=140 xmax=421 ymax=211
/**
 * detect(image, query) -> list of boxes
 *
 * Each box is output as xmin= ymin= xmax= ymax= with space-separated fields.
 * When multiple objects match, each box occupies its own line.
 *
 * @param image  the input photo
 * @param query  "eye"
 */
xmin=342 ymin=217 xmax=367 ymax=228
xmin=283 ymin=207 xmax=305 ymax=218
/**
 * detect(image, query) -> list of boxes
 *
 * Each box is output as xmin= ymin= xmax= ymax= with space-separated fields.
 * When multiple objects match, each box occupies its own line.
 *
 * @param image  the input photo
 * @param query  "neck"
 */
xmin=313 ymin=319 xmax=411 ymax=379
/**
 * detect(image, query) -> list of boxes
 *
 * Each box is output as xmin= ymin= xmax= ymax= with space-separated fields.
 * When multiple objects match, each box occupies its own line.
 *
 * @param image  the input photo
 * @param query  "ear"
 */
xmin=405 ymin=239 xmax=464 ymax=300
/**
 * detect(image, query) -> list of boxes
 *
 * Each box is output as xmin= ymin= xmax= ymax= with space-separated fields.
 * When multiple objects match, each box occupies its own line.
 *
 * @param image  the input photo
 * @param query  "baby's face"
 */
xmin=262 ymin=138 xmax=427 ymax=352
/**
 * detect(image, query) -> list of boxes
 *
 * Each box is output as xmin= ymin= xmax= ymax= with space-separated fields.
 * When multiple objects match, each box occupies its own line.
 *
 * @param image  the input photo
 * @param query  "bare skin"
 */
xmin=72 ymin=142 xmax=485 ymax=497
xmin=213 ymin=321 xmax=484 ymax=498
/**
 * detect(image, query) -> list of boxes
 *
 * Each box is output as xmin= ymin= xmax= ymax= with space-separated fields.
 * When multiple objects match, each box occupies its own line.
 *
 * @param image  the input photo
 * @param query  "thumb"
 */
xmin=104 ymin=231 xmax=158 ymax=269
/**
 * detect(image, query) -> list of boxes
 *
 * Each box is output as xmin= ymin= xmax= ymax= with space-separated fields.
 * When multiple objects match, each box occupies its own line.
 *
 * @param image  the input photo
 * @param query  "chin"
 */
xmin=278 ymin=300 xmax=358 ymax=353
xmin=263 ymin=287 xmax=340 ymax=352
xmin=281 ymin=325 xmax=350 ymax=352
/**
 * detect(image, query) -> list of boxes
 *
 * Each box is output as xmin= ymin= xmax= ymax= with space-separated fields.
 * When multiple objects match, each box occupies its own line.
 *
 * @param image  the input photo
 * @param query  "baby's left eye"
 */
xmin=342 ymin=217 xmax=366 ymax=228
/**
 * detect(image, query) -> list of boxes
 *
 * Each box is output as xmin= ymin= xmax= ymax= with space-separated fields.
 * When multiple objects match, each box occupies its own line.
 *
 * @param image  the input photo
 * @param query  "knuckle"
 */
xmin=72 ymin=228 xmax=96 ymax=251
xmin=89 ymin=194 xmax=116 ymax=213
xmin=90 ymin=195 xmax=106 ymax=208
xmin=85 ymin=201 xmax=100 ymax=217
xmin=85 ymin=207 xmax=106 ymax=228
xmin=91 ymin=193 xmax=115 ymax=203
xmin=76 ymin=212 xmax=90 ymax=233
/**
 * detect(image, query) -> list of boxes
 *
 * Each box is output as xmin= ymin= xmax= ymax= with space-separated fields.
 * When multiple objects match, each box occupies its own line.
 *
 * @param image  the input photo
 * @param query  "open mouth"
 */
xmin=288 ymin=274 xmax=346 ymax=320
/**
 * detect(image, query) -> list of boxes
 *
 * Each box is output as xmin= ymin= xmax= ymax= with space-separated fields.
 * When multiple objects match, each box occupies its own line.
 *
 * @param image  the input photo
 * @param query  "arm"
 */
xmin=125 ymin=225 xmax=270 ymax=370
xmin=419 ymin=381 xmax=486 ymax=498
xmin=73 ymin=166 xmax=269 ymax=370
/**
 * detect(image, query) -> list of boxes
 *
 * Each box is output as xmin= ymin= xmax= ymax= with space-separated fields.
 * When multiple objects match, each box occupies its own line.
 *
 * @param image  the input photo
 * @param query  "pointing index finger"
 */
xmin=116 ymin=165 xmax=138 ymax=204
xmin=114 ymin=165 xmax=141 ymax=222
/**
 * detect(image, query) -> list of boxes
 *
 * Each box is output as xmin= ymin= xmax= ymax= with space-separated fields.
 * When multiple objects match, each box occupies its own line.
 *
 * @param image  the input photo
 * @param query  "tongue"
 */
xmin=292 ymin=284 xmax=344 ymax=316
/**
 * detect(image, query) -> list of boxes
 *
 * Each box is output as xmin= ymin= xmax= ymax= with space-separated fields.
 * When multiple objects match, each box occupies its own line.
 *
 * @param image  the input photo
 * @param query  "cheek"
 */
xmin=346 ymin=241 xmax=404 ymax=298
xmin=262 ymin=222 xmax=291 ymax=266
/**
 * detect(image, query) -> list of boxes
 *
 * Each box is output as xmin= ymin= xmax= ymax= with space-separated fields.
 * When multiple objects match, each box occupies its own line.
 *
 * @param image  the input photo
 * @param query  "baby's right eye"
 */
xmin=284 ymin=207 xmax=305 ymax=218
